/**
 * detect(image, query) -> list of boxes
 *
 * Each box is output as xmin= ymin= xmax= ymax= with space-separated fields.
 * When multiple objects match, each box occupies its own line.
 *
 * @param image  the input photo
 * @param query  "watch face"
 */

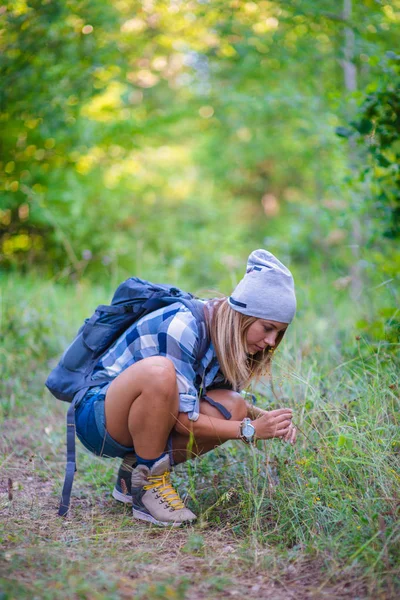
xmin=243 ymin=423 xmax=255 ymax=437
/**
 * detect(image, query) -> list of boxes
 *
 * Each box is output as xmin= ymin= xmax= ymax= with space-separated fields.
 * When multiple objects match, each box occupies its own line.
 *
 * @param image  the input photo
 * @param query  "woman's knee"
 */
xmin=201 ymin=389 xmax=248 ymax=421
xmin=139 ymin=357 xmax=177 ymax=393
xmin=228 ymin=393 xmax=248 ymax=421
xmin=113 ymin=356 xmax=177 ymax=399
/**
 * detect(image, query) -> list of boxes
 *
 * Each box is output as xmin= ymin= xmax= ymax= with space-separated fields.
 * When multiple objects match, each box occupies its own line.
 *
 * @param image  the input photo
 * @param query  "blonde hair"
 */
xmin=206 ymin=298 xmax=284 ymax=391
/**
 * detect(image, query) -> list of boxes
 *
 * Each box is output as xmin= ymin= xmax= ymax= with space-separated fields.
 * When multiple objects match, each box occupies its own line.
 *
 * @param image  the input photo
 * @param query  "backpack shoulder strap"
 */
xmin=57 ymin=386 xmax=90 ymax=516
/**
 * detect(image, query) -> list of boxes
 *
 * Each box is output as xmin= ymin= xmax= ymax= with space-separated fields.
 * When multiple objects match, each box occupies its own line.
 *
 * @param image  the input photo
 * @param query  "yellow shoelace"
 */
xmin=143 ymin=472 xmax=185 ymax=510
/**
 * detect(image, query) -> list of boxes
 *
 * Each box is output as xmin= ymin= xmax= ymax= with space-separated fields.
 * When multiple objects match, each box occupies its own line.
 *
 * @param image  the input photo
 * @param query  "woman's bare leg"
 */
xmin=170 ymin=389 xmax=248 ymax=465
xmin=104 ymin=356 xmax=179 ymax=460
xmin=107 ymin=357 xmax=199 ymax=524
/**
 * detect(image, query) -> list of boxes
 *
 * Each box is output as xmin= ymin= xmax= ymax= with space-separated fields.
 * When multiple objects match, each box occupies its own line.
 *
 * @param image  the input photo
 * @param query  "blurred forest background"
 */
xmin=1 ymin=0 xmax=399 ymax=298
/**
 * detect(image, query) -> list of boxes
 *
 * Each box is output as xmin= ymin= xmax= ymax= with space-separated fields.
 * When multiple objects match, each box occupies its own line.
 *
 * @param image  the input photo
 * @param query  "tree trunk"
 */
xmin=342 ymin=0 xmax=362 ymax=300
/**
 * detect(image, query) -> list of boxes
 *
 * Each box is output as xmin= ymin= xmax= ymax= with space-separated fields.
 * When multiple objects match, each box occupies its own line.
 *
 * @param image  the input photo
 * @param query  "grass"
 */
xmin=0 ymin=273 xmax=399 ymax=599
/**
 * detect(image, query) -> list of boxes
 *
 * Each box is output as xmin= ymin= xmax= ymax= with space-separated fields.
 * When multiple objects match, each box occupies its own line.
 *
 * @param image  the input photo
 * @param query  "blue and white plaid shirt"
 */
xmin=92 ymin=302 xmax=223 ymax=421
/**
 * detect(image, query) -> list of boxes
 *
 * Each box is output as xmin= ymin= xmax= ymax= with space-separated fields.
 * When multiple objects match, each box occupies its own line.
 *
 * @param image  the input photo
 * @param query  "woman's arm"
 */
xmin=175 ymin=408 xmax=293 ymax=442
xmin=175 ymin=412 xmax=241 ymax=441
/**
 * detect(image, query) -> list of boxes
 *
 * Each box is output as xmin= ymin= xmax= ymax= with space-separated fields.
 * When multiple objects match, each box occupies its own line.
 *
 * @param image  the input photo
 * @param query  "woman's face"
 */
xmin=246 ymin=319 xmax=288 ymax=354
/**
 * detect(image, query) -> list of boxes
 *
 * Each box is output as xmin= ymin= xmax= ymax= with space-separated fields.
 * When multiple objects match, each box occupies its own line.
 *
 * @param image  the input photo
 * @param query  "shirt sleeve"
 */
xmin=156 ymin=308 xmax=202 ymax=421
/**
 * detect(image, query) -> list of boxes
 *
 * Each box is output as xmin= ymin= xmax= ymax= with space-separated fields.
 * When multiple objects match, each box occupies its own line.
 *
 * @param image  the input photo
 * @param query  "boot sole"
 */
xmin=132 ymin=507 xmax=195 ymax=527
xmin=112 ymin=487 xmax=132 ymax=504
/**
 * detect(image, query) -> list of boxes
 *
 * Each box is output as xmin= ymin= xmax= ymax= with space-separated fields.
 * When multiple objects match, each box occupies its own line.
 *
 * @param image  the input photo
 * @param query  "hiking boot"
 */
xmin=131 ymin=455 xmax=197 ymax=526
xmin=112 ymin=453 xmax=136 ymax=504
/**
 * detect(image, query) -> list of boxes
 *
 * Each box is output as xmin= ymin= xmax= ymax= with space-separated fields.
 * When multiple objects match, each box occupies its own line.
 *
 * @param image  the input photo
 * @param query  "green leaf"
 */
xmin=337 ymin=435 xmax=353 ymax=449
xmin=355 ymin=119 xmax=374 ymax=135
xmin=376 ymin=154 xmax=391 ymax=168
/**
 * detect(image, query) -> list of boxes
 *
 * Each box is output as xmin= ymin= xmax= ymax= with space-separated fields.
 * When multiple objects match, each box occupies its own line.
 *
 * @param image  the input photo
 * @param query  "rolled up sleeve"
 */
xmin=157 ymin=310 xmax=201 ymax=421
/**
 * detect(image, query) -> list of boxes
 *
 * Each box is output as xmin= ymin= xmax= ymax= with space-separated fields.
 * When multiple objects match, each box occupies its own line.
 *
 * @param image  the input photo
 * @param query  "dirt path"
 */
xmin=0 ymin=456 xmax=369 ymax=600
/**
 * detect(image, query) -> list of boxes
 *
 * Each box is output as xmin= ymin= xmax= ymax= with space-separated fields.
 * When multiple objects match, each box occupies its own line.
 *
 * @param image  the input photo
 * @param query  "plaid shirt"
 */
xmin=92 ymin=302 xmax=223 ymax=421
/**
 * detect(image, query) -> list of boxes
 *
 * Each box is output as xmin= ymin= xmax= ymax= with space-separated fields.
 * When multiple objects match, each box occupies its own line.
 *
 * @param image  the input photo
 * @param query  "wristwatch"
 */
xmin=239 ymin=418 xmax=256 ymax=444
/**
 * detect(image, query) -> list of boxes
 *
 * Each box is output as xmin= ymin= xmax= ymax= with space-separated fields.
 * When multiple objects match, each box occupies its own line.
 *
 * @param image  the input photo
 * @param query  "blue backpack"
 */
xmin=46 ymin=277 xmax=210 ymax=516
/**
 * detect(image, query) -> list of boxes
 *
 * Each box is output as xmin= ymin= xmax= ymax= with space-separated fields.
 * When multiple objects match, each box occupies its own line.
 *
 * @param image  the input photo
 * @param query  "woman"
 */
xmin=75 ymin=249 xmax=297 ymax=526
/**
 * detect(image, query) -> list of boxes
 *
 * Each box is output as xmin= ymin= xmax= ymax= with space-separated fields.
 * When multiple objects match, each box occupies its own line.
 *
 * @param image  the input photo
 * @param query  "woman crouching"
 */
xmin=74 ymin=249 xmax=297 ymax=526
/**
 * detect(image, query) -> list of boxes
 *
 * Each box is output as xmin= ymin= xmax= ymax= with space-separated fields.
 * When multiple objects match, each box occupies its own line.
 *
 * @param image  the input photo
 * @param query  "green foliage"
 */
xmin=337 ymin=54 xmax=400 ymax=238
xmin=182 ymin=533 xmax=205 ymax=556
xmin=172 ymin=269 xmax=399 ymax=578
xmin=1 ymin=1 xmax=399 ymax=279
xmin=136 ymin=577 xmax=190 ymax=600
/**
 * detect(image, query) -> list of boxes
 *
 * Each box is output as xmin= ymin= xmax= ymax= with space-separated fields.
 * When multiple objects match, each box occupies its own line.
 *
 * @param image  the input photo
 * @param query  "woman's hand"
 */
xmin=282 ymin=421 xmax=297 ymax=445
xmin=252 ymin=409 xmax=293 ymax=440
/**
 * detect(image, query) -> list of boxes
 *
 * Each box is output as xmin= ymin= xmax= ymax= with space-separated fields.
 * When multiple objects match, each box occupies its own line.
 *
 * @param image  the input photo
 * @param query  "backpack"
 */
xmin=46 ymin=277 xmax=210 ymax=516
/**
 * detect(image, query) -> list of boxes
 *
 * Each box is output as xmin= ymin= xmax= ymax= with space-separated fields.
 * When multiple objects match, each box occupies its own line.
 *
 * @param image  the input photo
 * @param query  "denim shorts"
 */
xmin=75 ymin=383 xmax=134 ymax=458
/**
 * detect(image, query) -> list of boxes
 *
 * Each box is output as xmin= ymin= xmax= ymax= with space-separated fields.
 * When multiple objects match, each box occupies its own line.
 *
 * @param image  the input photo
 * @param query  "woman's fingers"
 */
xmin=269 ymin=409 xmax=293 ymax=418
xmin=273 ymin=414 xmax=293 ymax=425
xmin=271 ymin=419 xmax=290 ymax=432
xmin=272 ymin=419 xmax=293 ymax=434
xmin=275 ymin=424 xmax=290 ymax=437
xmin=290 ymin=426 xmax=297 ymax=444
xmin=283 ymin=426 xmax=292 ymax=441
xmin=280 ymin=424 xmax=297 ymax=444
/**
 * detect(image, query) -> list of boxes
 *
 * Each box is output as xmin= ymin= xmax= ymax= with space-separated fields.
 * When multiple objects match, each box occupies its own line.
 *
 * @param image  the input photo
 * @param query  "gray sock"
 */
xmin=121 ymin=452 xmax=136 ymax=471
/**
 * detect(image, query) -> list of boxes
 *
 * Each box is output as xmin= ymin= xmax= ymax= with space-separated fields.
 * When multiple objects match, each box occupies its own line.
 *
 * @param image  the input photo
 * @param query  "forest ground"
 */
xmin=0 ymin=398 xmax=371 ymax=600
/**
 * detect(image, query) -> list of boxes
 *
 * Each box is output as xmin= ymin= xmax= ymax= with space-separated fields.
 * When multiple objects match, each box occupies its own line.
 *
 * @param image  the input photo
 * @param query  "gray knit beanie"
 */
xmin=228 ymin=249 xmax=296 ymax=323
